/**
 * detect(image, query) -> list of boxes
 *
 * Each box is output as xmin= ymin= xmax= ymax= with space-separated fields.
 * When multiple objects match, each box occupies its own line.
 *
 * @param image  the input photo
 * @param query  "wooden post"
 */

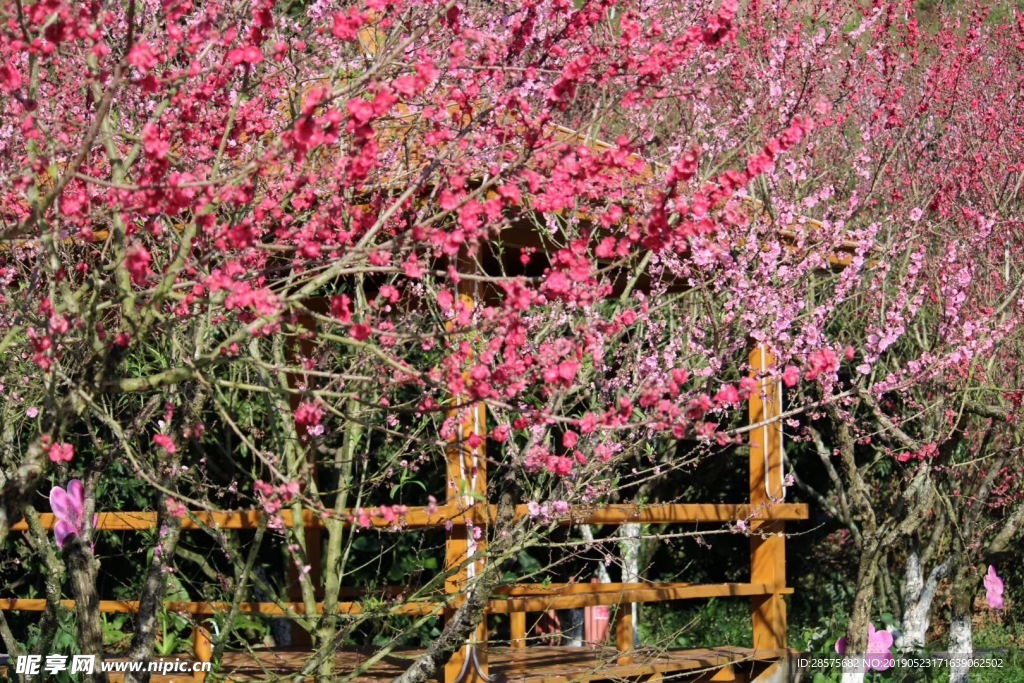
xmin=444 ymin=287 xmax=489 ymax=683
xmin=192 ymin=625 xmax=211 ymax=682
xmin=510 ymin=611 xmax=526 ymax=648
xmin=748 ymin=345 xmax=787 ymax=653
xmin=287 ymin=308 xmax=324 ymax=647
xmin=614 ymin=604 xmax=634 ymax=665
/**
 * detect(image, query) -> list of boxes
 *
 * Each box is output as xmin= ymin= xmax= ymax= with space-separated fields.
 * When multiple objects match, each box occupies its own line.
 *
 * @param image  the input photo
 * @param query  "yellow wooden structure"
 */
xmin=0 ymin=18 xmax=839 ymax=677
xmin=5 ymin=339 xmax=804 ymax=682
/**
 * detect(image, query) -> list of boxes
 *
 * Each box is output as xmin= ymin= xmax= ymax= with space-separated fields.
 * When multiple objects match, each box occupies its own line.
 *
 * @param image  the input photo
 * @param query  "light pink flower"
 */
xmin=984 ymin=565 xmax=1004 ymax=610
xmin=835 ymin=623 xmax=893 ymax=672
xmin=50 ymin=480 xmax=94 ymax=549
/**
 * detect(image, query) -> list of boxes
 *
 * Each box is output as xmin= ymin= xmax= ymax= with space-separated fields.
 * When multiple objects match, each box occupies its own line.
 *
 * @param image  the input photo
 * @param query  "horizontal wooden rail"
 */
xmin=10 ymin=503 xmax=808 ymax=532
xmin=487 ymin=583 xmax=793 ymax=613
xmin=0 ymin=583 xmax=792 ymax=616
xmin=0 ymin=599 xmax=439 ymax=617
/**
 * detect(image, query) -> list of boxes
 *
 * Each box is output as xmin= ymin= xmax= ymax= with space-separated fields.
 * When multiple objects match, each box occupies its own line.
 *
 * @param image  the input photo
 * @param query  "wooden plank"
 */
xmin=748 ymin=346 xmax=788 ymax=652
xmin=510 ymin=612 xmax=526 ymax=648
xmin=488 ymin=583 xmax=791 ymax=613
xmin=614 ymin=607 xmax=634 ymax=666
xmin=496 ymin=581 xmax=766 ymax=596
xmin=0 ymin=599 xmax=440 ymax=616
xmin=8 ymin=503 xmax=807 ymax=533
xmin=0 ymin=583 xmax=792 ymax=615
xmin=0 ymin=646 xmax=780 ymax=683
xmin=193 ymin=626 xmax=211 ymax=682
xmin=444 ymin=284 xmax=488 ymax=683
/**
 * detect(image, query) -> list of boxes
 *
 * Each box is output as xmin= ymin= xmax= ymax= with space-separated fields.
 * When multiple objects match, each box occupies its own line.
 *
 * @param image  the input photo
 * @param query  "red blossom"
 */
xmin=152 ymin=434 xmax=177 ymax=454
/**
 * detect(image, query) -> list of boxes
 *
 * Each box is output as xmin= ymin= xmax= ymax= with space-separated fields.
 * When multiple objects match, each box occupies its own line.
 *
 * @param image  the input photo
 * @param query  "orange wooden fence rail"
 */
xmin=3 ymin=348 xmax=800 ymax=683
xmin=9 ymin=502 xmax=808 ymax=532
xmin=3 ymin=320 xmax=801 ymax=683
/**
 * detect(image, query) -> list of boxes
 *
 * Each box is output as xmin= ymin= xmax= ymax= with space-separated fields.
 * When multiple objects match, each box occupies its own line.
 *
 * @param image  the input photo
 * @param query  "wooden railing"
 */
xmin=4 ymin=345 xmax=800 ymax=683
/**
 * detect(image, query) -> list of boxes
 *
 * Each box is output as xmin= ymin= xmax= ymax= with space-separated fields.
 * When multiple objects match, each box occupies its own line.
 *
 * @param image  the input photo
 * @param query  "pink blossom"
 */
xmin=164 ymin=497 xmax=187 ymax=518
xmin=332 ymin=8 xmax=366 ymax=41
xmin=984 ymin=565 xmax=1004 ymax=610
xmin=49 ymin=442 xmax=74 ymax=463
xmin=152 ymin=434 xmax=177 ymax=454
xmin=835 ymin=623 xmax=894 ymax=672
xmin=124 ymin=244 xmax=152 ymax=286
xmin=545 ymin=455 xmax=574 ymax=476
xmin=0 ymin=63 xmax=21 ymax=93
xmin=50 ymin=480 xmax=88 ymax=548
xmin=714 ymin=384 xmax=740 ymax=406
xmin=781 ymin=366 xmax=800 ymax=388
xmin=804 ymin=348 xmax=840 ymax=381
xmin=127 ymin=42 xmax=160 ymax=73
xmin=294 ymin=402 xmax=324 ymax=426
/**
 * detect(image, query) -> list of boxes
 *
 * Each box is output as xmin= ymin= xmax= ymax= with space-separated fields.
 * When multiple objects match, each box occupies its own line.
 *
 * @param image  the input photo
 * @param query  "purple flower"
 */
xmin=50 ymin=479 xmax=88 ymax=549
xmin=835 ymin=623 xmax=894 ymax=672
xmin=985 ymin=565 xmax=1004 ymax=610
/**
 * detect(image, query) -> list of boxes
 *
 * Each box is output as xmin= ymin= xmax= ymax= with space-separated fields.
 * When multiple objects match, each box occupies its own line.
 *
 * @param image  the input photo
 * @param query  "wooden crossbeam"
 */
xmin=748 ymin=346 xmax=789 ymax=652
xmin=0 ymin=583 xmax=793 ymax=615
xmin=9 ymin=503 xmax=807 ymax=533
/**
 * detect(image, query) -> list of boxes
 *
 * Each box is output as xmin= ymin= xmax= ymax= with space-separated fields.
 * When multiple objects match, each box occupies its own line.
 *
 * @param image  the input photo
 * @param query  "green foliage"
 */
xmin=639 ymin=598 xmax=752 ymax=650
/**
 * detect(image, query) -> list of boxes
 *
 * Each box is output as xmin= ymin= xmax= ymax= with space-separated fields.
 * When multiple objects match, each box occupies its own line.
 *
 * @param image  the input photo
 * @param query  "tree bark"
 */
xmin=841 ymin=539 xmax=881 ymax=683
xmin=947 ymin=563 xmax=978 ymax=683
xmin=66 ymin=536 xmax=107 ymax=683
xmin=896 ymin=549 xmax=949 ymax=652
xmin=123 ymin=504 xmax=184 ymax=683
xmin=392 ymin=493 xmax=518 ymax=683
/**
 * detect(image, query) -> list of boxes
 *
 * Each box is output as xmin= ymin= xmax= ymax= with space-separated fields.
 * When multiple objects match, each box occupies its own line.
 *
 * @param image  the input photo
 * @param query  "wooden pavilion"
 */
xmin=0 ymin=20 xmax=866 ymax=683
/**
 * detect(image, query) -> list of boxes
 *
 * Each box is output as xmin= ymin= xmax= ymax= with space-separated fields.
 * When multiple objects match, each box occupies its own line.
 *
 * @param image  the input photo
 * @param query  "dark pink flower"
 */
xmin=0 ymin=63 xmax=21 ymax=93
xmin=152 ymin=434 xmax=177 ymax=454
xmin=714 ymin=384 xmax=740 ymax=406
xmin=294 ymin=402 xmax=324 ymax=426
xmin=49 ymin=442 xmax=74 ymax=463
xmin=124 ymin=244 xmax=152 ymax=286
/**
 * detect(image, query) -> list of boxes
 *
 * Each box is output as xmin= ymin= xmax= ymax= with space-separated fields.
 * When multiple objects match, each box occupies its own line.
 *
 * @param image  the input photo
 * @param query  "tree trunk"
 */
xmin=66 ymin=537 xmax=107 ymax=683
xmin=841 ymin=540 xmax=881 ymax=683
xmin=123 ymin=505 xmax=184 ymax=683
xmin=896 ymin=551 xmax=949 ymax=652
xmin=392 ymin=493 xmax=518 ymax=683
xmin=948 ymin=564 xmax=977 ymax=683
xmin=948 ymin=613 xmax=972 ymax=683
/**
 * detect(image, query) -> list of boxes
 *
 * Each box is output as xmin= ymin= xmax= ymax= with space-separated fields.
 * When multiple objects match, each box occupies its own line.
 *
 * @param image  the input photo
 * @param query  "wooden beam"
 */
xmin=0 ymin=598 xmax=440 ymax=616
xmin=748 ymin=346 xmax=788 ymax=652
xmin=614 ymin=604 xmax=634 ymax=666
xmin=8 ymin=503 xmax=807 ymax=533
xmin=510 ymin=612 xmax=527 ymax=648
xmin=0 ymin=582 xmax=792 ymax=616
xmin=192 ymin=626 xmax=212 ymax=682
xmin=488 ymin=583 xmax=791 ymax=613
xmin=444 ymin=283 xmax=489 ymax=683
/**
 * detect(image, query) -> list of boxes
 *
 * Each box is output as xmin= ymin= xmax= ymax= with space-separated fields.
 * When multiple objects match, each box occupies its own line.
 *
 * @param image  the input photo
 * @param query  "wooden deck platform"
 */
xmin=95 ymin=646 xmax=782 ymax=682
xmin=3 ymin=646 xmax=791 ymax=682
